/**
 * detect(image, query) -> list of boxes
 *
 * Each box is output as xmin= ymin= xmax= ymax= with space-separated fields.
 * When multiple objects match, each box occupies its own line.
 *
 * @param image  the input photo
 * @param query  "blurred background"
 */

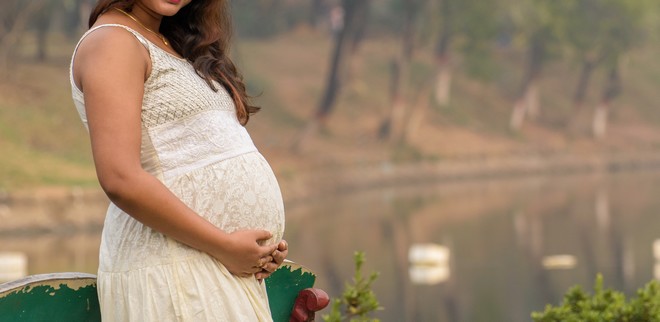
xmin=1 ymin=0 xmax=660 ymax=321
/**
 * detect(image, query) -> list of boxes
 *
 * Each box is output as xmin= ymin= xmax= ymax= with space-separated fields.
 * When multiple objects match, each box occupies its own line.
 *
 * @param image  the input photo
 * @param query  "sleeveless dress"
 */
xmin=70 ymin=24 xmax=285 ymax=321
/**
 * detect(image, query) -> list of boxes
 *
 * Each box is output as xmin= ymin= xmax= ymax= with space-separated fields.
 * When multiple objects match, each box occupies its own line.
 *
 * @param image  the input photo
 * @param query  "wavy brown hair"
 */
xmin=89 ymin=0 xmax=259 ymax=125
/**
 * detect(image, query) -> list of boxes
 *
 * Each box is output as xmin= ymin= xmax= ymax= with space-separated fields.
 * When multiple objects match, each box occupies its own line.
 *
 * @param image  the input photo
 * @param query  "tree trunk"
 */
xmin=433 ymin=0 xmax=452 ymax=107
xmin=315 ymin=0 xmax=369 ymax=120
xmin=573 ymin=58 xmax=597 ymax=108
xmin=61 ymin=0 xmax=91 ymax=38
xmin=381 ymin=57 xmax=411 ymax=141
xmin=525 ymin=81 xmax=540 ymax=120
xmin=593 ymin=65 xmax=621 ymax=139
xmin=403 ymin=78 xmax=433 ymax=143
xmin=0 ymin=0 xmax=46 ymax=78
xmin=344 ymin=1 xmax=369 ymax=86
xmin=592 ymin=104 xmax=608 ymax=138
xmin=309 ymin=0 xmax=324 ymax=29
xmin=79 ymin=0 xmax=93 ymax=33
xmin=509 ymin=35 xmax=544 ymax=131
xmin=35 ymin=4 xmax=53 ymax=62
xmin=291 ymin=0 xmax=370 ymax=152
xmin=435 ymin=56 xmax=452 ymax=107
xmin=510 ymin=79 xmax=539 ymax=130
xmin=567 ymin=56 xmax=598 ymax=134
xmin=379 ymin=0 xmax=419 ymax=141
xmin=36 ymin=27 xmax=47 ymax=62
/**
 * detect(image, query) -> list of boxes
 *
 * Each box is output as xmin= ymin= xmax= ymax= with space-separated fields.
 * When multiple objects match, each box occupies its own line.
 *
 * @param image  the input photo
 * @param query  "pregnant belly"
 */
xmin=167 ymin=152 xmax=285 ymax=245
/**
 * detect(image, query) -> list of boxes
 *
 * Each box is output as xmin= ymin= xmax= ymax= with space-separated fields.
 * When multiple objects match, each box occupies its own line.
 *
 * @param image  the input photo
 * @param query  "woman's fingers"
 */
xmin=255 ymin=255 xmax=273 ymax=268
xmin=261 ymin=261 xmax=278 ymax=273
xmin=241 ymin=265 xmax=264 ymax=277
xmin=255 ymin=271 xmax=269 ymax=280
xmin=272 ymin=250 xmax=285 ymax=265
xmin=255 ymin=269 xmax=274 ymax=280
xmin=277 ymin=240 xmax=288 ymax=255
xmin=224 ymin=232 xmax=286 ymax=278
xmin=216 ymin=230 xmax=281 ymax=277
xmin=261 ymin=244 xmax=278 ymax=257
xmin=278 ymin=240 xmax=288 ymax=251
xmin=272 ymin=241 xmax=288 ymax=265
xmin=253 ymin=230 xmax=273 ymax=242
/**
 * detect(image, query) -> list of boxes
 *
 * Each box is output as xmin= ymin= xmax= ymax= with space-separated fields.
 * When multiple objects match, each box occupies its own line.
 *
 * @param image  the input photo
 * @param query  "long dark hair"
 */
xmin=89 ymin=0 xmax=259 ymax=125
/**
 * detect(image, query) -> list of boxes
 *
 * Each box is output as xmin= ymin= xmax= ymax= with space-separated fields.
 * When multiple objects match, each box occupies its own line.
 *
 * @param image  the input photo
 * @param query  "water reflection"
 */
xmin=409 ymin=244 xmax=450 ymax=285
xmin=0 ymin=252 xmax=27 ymax=283
xmin=285 ymin=172 xmax=660 ymax=321
xmin=3 ymin=172 xmax=660 ymax=321
xmin=0 ymin=233 xmax=100 ymax=277
xmin=541 ymin=255 xmax=577 ymax=270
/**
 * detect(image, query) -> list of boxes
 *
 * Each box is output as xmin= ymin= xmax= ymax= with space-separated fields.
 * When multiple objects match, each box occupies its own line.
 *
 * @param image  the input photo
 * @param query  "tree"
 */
xmin=62 ymin=0 xmax=93 ymax=39
xmin=508 ymin=0 xmax=568 ymax=131
xmin=562 ymin=0 xmax=647 ymax=137
xmin=395 ymin=0 xmax=500 ymax=143
xmin=233 ymin=0 xmax=314 ymax=38
xmin=33 ymin=0 xmax=61 ymax=62
xmin=292 ymin=0 xmax=371 ymax=152
xmin=0 ymin=0 xmax=46 ymax=78
xmin=431 ymin=0 xmax=453 ymax=107
xmin=563 ymin=0 xmax=608 ymax=111
xmin=557 ymin=0 xmax=653 ymax=137
xmin=428 ymin=0 xmax=500 ymax=107
xmin=378 ymin=0 xmax=426 ymax=142
xmin=309 ymin=0 xmax=328 ymax=29
xmin=586 ymin=0 xmax=651 ymax=138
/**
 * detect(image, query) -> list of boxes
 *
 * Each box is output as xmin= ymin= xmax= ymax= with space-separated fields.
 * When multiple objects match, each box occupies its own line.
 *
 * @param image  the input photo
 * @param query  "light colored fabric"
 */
xmin=70 ymin=24 xmax=285 ymax=322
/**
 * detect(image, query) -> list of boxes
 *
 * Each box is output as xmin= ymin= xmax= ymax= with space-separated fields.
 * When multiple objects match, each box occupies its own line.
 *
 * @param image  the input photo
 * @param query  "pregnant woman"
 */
xmin=70 ymin=0 xmax=287 ymax=320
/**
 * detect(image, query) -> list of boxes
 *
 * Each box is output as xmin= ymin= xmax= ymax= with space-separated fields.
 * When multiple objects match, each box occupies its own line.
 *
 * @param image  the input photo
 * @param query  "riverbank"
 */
xmin=278 ymin=149 xmax=660 ymax=203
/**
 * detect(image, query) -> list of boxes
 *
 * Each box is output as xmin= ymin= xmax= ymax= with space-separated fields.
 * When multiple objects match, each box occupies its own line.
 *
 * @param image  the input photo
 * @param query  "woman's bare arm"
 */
xmin=73 ymin=28 xmax=276 ymax=276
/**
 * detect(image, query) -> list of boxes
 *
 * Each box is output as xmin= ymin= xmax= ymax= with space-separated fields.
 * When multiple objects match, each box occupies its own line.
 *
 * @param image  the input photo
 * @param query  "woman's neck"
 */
xmin=131 ymin=2 xmax=162 ymax=31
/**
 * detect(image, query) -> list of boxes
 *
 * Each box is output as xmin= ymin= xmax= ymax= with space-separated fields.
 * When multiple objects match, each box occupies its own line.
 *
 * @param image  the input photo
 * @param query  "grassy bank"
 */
xmin=0 ymin=61 xmax=96 ymax=189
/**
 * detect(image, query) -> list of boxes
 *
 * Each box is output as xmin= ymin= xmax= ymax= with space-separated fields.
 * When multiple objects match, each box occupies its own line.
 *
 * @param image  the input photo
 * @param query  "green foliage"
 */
xmin=532 ymin=275 xmax=660 ymax=322
xmin=561 ymin=0 xmax=654 ymax=69
xmin=232 ymin=1 xmax=309 ymax=38
xmin=323 ymin=252 xmax=382 ymax=322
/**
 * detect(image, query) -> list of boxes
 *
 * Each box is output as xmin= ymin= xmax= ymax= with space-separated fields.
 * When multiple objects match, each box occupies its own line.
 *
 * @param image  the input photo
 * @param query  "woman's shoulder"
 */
xmin=77 ymin=24 xmax=149 ymax=55
xmin=74 ymin=23 xmax=151 ymax=69
xmin=71 ymin=24 xmax=152 ymax=91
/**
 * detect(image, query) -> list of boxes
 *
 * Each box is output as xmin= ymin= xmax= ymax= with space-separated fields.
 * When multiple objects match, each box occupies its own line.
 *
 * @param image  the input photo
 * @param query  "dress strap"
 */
xmin=72 ymin=24 xmax=149 ymax=59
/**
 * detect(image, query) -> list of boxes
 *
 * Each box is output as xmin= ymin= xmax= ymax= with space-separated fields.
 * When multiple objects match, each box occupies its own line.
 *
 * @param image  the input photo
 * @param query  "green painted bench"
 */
xmin=0 ymin=261 xmax=329 ymax=322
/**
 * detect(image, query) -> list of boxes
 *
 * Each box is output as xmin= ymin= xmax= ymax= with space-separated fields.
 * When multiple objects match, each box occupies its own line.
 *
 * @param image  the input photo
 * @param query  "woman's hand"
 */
xmin=256 ymin=240 xmax=288 ymax=281
xmin=214 ymin=230 xmax=278 ymax=278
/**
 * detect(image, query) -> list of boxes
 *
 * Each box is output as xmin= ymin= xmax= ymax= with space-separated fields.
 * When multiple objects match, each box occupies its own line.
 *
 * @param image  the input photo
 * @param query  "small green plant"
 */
xmin=532 ymin=274 xmax=660 ymax=322
xmin=323 ymin=252 xmax=382 ymax=322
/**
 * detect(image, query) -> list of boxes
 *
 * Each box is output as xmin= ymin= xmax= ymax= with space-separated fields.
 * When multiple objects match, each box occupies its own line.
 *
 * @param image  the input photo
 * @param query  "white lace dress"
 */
xmin=70 ymin=24 xmax=285 ymax=321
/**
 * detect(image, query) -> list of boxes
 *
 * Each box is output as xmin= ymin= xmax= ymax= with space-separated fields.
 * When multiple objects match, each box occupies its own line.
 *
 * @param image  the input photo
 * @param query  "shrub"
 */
xmin=532 ymin=274 xmax=660 ymax=322
xmin=323 ymin=252 xmax=382 ymax=322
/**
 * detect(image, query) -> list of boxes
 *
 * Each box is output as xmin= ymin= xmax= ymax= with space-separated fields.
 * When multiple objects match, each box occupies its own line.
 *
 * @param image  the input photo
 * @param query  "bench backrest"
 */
xmin=0 ymin=261 xmax=318 ymax=322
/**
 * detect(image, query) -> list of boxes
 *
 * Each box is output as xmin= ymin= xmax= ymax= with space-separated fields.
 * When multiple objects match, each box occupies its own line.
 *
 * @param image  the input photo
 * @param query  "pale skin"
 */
xmin=72 ymin=0 xmax=287 ymax=280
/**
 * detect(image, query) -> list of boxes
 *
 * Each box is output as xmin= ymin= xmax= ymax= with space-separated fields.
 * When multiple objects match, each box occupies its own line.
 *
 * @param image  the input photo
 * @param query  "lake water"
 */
xmin=2 ymin=171 xmax=660 ymax=321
